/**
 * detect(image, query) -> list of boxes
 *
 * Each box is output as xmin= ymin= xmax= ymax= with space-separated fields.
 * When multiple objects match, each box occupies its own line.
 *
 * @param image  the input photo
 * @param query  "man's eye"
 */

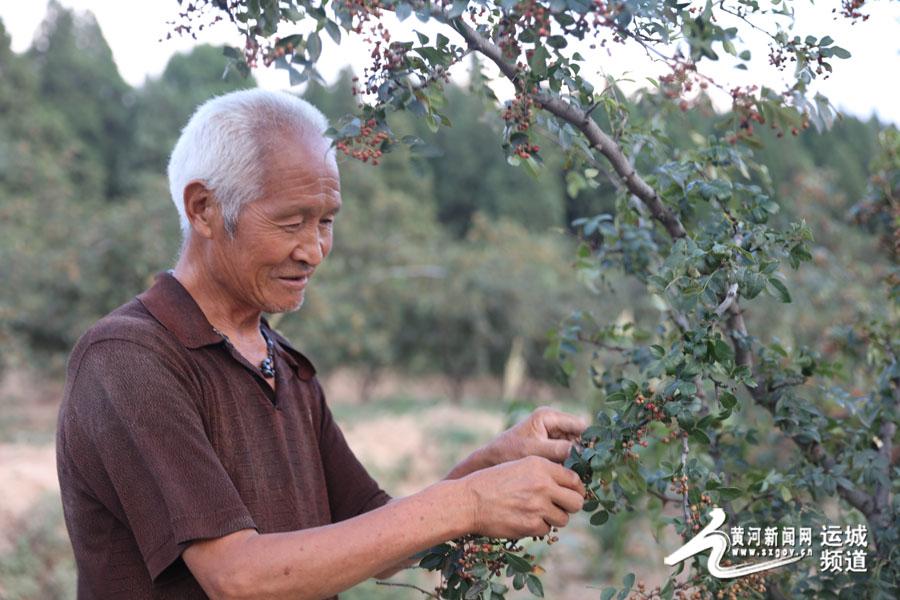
xmin=282 ymin=223 xmax=302 ymax=231
xmin=321 ymin=218 xmax=335 ymax=226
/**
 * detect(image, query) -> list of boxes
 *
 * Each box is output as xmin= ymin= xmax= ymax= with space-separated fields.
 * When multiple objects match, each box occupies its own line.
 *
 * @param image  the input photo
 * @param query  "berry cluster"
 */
xmin=502 ymin=89 xmax=537 ymax=132
xmin=625 ymin=577 xmax=747 ymax=600
xmin=164 ymin=2 xmax=224 ymax=41
xmin=334 ymin=118 xmax=389 ymax=164
xmin=715 ymin=571 xmax=768 ymax=599
xmin=660 ymin=430 xmax=688 ymax=444
xmin=428 ymin=534 xmax=553 ymax=597
xmin=514 ymin=143 xmax=541 ymax=160
xmin=839 ymin=0 xmax=870 ymax=22
xmin=494 ymin=0 xmax=554 ymax=60
xmin=635 ymin=392 xmax=667 ymax=421
xmin=586 ymin=0 xmax=629 ymax=47
xmin=339 ymin=0 xmax=384 ymax=34
xmin=686 ymin=494 xmax=713 ymax=532
xmin=658 ymin=61 xmax=704 ymax=106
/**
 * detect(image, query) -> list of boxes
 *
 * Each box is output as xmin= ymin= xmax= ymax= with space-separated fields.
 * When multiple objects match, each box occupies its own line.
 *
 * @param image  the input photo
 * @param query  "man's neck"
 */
xmin=172 ymin=245 xmax=262 ymax=341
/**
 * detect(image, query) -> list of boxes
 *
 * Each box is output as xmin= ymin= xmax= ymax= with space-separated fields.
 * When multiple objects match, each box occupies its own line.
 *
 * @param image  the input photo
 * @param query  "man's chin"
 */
xmin=263 ymin=294 xmax=305 ymax=314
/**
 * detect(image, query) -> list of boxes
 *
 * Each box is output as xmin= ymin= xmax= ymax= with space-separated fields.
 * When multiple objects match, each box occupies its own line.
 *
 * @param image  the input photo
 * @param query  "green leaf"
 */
xmin=661 ymin=579 xmax=675 ymax=600
xmin=513 ymin=572 xmax=526 ymax=590
xmin=618 ymin=573 xmax=635 ymax=599
xmin=601 ymin=589 xmax=616 ymax=600
xmin=396 ymin=3 xmax=412 ymax=21
xmin=307 ymin=32 xmax=322 ymax=62
xmin=768 ymin=278 xmax=792 ymax=303
xmin=831 ymin=46 xmax=851 ymax=59
xmin=525 ymin=574 xmax=544 ymax=597
xmin=720 ymin=391 xmax=737 ymax=409
xmin=465 ymin=580 xmax=489 ymax=599
xmin=590 ymin=510 xmax=609 ymax=526
xmin=529 ymin=45 xmax=549 ymax=78
xmin=689 ymin=429 xmax=711 ymax=445
xmin=419 ymin=552 xmax=444 ymax=569
xmin=717 ymin=487 xmax=742 ymax=501
xmin=324 ymin=20 xmax=341 ymax=44
xmin=546 ymin=35 xmax=568 ymax=48
xmin=504 ymin=552 xmax=533 ymax=574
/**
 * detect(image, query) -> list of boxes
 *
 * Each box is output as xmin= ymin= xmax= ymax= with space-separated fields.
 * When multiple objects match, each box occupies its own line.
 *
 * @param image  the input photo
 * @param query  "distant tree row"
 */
xmin=0 ymin=1 xmax=889 ymax=403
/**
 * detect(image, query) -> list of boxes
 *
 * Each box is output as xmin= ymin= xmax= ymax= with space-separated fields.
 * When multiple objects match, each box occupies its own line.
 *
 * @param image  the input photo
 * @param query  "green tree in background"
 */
xmin=128 ymin=45 xmax=256 ymax=176
xmin=28 ymin=0 xmax=131 ymax=198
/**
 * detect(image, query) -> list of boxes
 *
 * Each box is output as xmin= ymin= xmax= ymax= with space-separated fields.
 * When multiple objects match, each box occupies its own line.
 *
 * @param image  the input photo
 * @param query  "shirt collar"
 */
xmin=137 ymin=271 xmax=317 ymax=381
xmin=261 ymin=317 xmax=316 ymax=381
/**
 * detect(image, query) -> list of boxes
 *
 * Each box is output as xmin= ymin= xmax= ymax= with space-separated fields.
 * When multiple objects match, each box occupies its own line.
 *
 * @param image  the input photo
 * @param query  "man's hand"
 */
xmin=444 ymin=406 xmax=588 ymax=480
xmin=462 ymin=455 xmax=586 ymax=539
xmin=487 ymin=406 xmax=589 ymax=465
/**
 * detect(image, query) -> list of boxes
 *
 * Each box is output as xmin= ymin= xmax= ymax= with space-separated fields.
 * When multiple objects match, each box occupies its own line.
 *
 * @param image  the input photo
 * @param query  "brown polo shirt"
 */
xmin=56 ymin=271 xmax=392 ymax=599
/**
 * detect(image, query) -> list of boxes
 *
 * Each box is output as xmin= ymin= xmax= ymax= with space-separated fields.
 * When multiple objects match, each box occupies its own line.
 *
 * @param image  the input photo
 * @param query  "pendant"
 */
xmin=260 ymin=356 xmax=276 ymax=378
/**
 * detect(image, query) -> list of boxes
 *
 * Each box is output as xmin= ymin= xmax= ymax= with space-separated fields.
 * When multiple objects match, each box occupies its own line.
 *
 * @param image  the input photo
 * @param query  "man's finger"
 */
xmin=548 ymin=462 xmax=585 ymax=495
xmin=535 ymin=438 xmax=576 ymax=463
xmin=536 ymin=409 xmax=589 ymax=438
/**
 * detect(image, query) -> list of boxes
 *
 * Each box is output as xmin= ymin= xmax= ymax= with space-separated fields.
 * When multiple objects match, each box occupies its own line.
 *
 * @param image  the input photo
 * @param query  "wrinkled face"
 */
xmin=210 ymin=132 xmax=341 ymax=314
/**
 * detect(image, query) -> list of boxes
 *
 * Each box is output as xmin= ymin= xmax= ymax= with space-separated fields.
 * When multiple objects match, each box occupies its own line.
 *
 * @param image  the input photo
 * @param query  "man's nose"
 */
xmin=290 ymin=228 xmax=325 ymax=267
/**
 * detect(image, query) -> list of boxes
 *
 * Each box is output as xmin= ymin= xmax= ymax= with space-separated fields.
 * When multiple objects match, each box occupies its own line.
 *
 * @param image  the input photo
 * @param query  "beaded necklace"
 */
xmin=212 ymin=325 xmax=276 ymax=378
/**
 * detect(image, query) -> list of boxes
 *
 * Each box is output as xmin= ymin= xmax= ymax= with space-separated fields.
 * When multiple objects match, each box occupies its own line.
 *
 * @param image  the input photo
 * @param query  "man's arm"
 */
xmin=184 ymin=456 xmax=585 ymax=600
xmin=373 ymin=406 xmax=588 ymax=581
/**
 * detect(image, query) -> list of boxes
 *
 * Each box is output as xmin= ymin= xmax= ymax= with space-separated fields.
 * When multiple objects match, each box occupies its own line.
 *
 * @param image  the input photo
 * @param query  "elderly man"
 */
xmin=56 ymin=89 xmax=587 ymax=599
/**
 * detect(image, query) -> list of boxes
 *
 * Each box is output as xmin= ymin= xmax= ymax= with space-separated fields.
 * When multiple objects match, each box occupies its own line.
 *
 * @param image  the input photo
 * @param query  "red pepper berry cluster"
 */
xmin=334 ymin=118 xmax=389 ymax=164
xmin=659 ymin=61 xmax=699 ymax=101
xmin=625 ymin=575 xmax=766 ymax=600
xmin=687 ymin=495 xmax=713 ymax=532
xmin=494 ymin=0 xmax=554 ymax=60
xmin=635 ymin=393 xmax=667 ymax=422
xmin=588 ymin=0 xmax=621 ymax=30
xmin=431 ymin=534 xmax=552 ymax=596
xmin=164 ymin=2 xmax=225 ymax=41
xmin=514 ymin=143 xmax=541 ymax=160
xmin=839 ymin=0 xmax=870 ymax=22
xmin=670 ymin=475 xmax=690 ymax=498
xmin=660 ymin=429 xmax=687 ymax=444
xmin=502 ymin=89 xmax=537 ymax=133
xmin=339 ymin=0 xmax=384 ymax=34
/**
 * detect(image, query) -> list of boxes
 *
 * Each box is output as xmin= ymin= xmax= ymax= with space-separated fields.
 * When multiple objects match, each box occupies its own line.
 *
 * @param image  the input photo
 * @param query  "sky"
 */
xmin=1 ymin=0 xmax=898 ymax=125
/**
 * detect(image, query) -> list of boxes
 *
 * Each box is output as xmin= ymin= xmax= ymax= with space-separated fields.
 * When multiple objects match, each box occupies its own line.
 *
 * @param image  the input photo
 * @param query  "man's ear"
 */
xmin=182 ymin=181 xmax=220 ymax=239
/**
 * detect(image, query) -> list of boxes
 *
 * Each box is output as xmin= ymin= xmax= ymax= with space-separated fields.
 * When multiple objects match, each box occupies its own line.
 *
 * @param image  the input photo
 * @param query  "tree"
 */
xmin=171 ymin=1 xmax=897 ymax=598
xmin=29 ymin=0 xmax=131 ymax=198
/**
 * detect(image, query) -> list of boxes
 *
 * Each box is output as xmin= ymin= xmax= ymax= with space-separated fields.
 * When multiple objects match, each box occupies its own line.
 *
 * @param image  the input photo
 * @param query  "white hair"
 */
xmin=167 ymin=88 xmax=332 ymax=237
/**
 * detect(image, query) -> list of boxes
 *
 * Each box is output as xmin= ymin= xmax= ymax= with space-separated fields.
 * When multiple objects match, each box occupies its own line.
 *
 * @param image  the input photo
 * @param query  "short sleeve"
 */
xmin=312 ymin=379 xmax=392 ymax=522
xmin=62 ymin=339 xmax=256 ymax=580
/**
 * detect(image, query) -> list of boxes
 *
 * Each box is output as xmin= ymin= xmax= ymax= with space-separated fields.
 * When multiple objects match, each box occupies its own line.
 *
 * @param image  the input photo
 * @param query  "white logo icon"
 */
xmin=664 ymin=508 xmax=804 ymax=578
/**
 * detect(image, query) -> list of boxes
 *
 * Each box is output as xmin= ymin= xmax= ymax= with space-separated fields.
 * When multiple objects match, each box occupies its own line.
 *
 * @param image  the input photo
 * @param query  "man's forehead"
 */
xmin=264 ymin=125 xmax=334 ymax=161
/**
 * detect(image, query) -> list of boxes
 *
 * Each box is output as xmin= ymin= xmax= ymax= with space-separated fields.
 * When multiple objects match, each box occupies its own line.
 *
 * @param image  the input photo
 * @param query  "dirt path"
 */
xmin=0 ymin=443 xmax=60 ymax=552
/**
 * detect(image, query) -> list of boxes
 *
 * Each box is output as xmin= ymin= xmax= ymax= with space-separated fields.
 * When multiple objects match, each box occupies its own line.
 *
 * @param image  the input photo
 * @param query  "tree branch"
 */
xmin=375 ymin=580 xmax=440 ymax=599
xmin=714 ymin=282 xmax=739 ymax=317
xmin=724 ymin=302 xmax=876 ymax=517
xmin=451 ymin=17 xmax=687 ymax=239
